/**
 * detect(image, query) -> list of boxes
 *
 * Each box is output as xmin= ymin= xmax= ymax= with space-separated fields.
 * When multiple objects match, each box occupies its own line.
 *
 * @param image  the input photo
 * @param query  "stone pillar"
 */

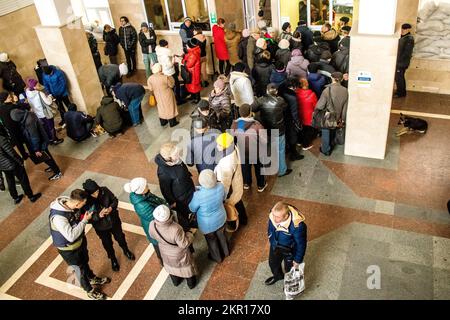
xmin=33 ymin=0 xmax=103 ymax=115
xmin=344 ymin=0 xmax=399 ymax=159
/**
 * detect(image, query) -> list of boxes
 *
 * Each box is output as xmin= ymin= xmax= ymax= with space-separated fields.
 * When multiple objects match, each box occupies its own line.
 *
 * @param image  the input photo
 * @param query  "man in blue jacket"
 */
xmin=265 ymin=201 xmax=307 ymax=285
xmin=42 ymin=66 xmax=71 ymax=126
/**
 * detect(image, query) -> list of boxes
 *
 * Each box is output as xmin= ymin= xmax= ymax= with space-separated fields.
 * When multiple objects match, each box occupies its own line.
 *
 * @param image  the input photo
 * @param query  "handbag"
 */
xmin=224 ymin=203 xmax=239 ymax=233
xmin=149 ymin=94 xmax=157 ymax=107
xmin=38 ymin=91 xmax=57 ymax=119
xmin=312 ymin=87 xmax=339 ymax=129
xmin=180 ymin=64 xmax=192 ymax=84
xmin=284 ymin=263 xmax=305 ymax=300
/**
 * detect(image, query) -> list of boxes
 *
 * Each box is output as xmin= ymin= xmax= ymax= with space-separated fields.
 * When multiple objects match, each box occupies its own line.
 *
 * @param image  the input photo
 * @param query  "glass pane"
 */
xmin=143 ymin=0 xmax=169 ymax=30
xmin=333 ymin=0 xmax=353 ymax=32
xmin=185 ymin=0 xmax=210 ymax=31
xmin=216 ymin=0 xmax=245 ymax=31
xmin=310 ymin=0 xmax=325 ymax=25
xmin=257 ymin=0 xmax=272 ymax=27
xmin=167 ymin=0 xmax=184 ymax=23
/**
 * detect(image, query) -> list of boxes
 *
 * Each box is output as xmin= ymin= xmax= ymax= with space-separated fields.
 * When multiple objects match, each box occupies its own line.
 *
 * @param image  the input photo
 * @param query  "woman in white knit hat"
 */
xmin=189 ymin=169 xmax=229 ymax=263
xmin=149 ymin=205 xmax=198 ymax=289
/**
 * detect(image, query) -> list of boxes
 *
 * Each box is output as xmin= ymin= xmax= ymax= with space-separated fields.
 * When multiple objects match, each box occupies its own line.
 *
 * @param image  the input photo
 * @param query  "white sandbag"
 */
xmin=414 ymin=52 xmax=437 ymax=59
xmin=438 ymin=53 xmax=450 ymax=59
xmin=444 ymin=48 xmax=450 ymax=55
xmin=415 ymin=38 xmax=434 ymax=48
xmin=428 ymin=11 xmax=449 ymax=21
xmin=433 ymin=40 xmax=450 ymax=49
xmin=417 ymin=20 xmax=445 ymax=32
xmin=438 ymin=3 xmax=450 ymax=13
xmin=417 ymin=46 xmax=442 ymax=55
xmin=418 ymin=2 xmax=437 ymax=21
xmin=417 ymin=29 xmax=445 ymax=37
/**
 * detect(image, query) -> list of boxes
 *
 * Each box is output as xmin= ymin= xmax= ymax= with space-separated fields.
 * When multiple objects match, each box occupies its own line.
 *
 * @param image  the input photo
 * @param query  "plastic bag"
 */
xmin=284 ymin=263 xmax=305 ymax=300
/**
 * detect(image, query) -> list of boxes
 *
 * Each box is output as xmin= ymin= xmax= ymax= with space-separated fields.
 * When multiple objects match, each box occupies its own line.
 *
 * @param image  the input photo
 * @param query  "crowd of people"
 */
xmin=0 ymin=12 xmax=416 ymax=300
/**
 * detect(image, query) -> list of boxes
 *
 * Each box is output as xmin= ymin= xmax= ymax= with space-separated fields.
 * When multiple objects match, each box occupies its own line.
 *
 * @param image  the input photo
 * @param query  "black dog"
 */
xmin=397 ymin=113 xmax=428 ymax=136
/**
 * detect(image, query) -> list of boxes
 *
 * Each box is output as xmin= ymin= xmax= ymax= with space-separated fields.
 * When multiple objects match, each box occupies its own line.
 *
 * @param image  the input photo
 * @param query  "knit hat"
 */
xmin=0 ymin=53 xmax=8 ymax=63
xmin=282 ymin=22 xmax=291 ymax=31
xmin=141 ymin=22 xmax=149 ymax=28
xmin=256 ymin=38 xmax=266 ymax=49
xmin=278 ymin=39 xmax=290 ymax=50
xmin=216 ymin=132 xmax=234 ymax=149
xmin=123 ymin=177 xmax=148 ymax=195
xmin=291 ymin=49 xmax=302 ymax=57
xmin=214 ymin=78 xmax=226 ymax=90
xmin=151 ymin=63 xmax=162 ymax=74
xmin=0 ymin=91 xmax=9 ymax=104
xmin=198 ymin=169 xmax=217 ymax=189
xmin=82 ymin=179 xmax=100 ymax=194
xmin=184 ymin=17 xmax=192 ymax=23
xmin=27 ymin=78 xmax=38 ymax=90
xmin=119 ymin=63 xmax=128 ymax=76
xmin=239 ymin=104 xmax=251 ymax=118
xmin=153 ymin=205 xmax=171 ymax=222
xmin=242 ymin=29 xmax=250 ymax=37
xmin=187 ymin=38 xmax=199 ymax=48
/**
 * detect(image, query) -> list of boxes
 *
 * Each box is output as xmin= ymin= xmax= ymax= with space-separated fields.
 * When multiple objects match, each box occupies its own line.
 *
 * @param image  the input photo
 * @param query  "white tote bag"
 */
xmin=284 ymin=263 xmax=305 ymax=300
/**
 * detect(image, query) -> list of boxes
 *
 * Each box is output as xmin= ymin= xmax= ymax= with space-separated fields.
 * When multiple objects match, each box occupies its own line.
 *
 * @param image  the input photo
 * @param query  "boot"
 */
xmin=124 ymin=249 xmax=135 ymax=261
xmin=111 ymin=257 xmax=120 ymax=272
xmin=0 ymin=176 xmax=5 ymax=191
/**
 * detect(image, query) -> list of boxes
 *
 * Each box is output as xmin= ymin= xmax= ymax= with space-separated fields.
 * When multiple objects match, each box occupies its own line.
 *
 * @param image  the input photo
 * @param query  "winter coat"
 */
xmin=182 ymin=46 xmax=202 ymax=94
xmin=270 ymin=69 xmax=287 ymax=86
xmin=331 ymin=47 xmax=350 ymax=74
xmin=103 ymin=28 xmax=120 ymax=56
xmin=64 ymin=111 xmax=93 ymax=142
xmin=87 ymin=33 xmax=99 ymax=54
xmin=231 ymin=117 xmax=266 ymax=159
xmin=295 ymin=88 xmax=318 ymax=126
xmin=397 ymin=33 xmax=415 ymax=69
xmin=225 ymin=30 xmax=241 ymax=65
xmin=139 ymin=29 xmax=157 ymax=54
xmin=214 ymin=146 xmax=243 ymax=206
xmin=238 ymin=36 xmax=249 ymax=67
xmin=85 ymin=186 xmax=120 ymax=231
xmin=149 ymin=217 xmax=196 ymax=278
xmin=10 ymin=109 xmax=49 ymax=152
xmin=0 ymin=134 xmax=23 ymax=171
xmin=286 ymin=52 xmax=310 ymax=79
xmin=321 ymin=28 xmax=340 ymax=53
xmin=229 ymin=71 xmax=255 ymax=107
xmin=0 ymin=102 xmax=25 ymax=146
xmin=119 ymin=24 xmax=138 ymax=50
xmin=208 ymin=89 xmax=231 ymax=119
xmin=98 ymin=64 xmax=121 ymax=90
xmin=155 ymin=46 xmax=176 ymax=76
xmin=315 ymin=83 xmax=349 ymax=122
xmin=252 ymin=94 xmax=287 ymax=135
xmin=305 ymin=44 xmax=327 ymax=63
xmin=25 ymin=89 xmax=53 ymax=119
xmin=129 ymin=191 xmax=167 ymax=245
xmin=189 ymin=183 xmax=227 ymax=234
xmin=95 ymin=96 xmax=123 ymax=133
xmin=212 ymin=25 xmax=229 ymax=61
xmin=279 ymin=31 xmax=293 ymax=42
xmin=308 ymin=72 xmax=327 ymax=98
xmin=268 ymin=205 xmax=307 ymax=263
xmin=147 ymin=73 xmax=178 ymax=120
xmin=190 ymin=108 xmax=220 ymax=134
xmin=295 ymin=25 xmax=314 ymax=51
xmin=338 ymin=36 xmax=350 ymax=50
xmin=253 ymin=47 xmax=266 ymax=64
xmin=275 ymin=48 xmax=291 ymax=67
xmin=0 ymin=61 xmax=25 ymax=94
xmin=311 ymin=60 xmax=336 ymax=78
xmin=193 ymin=33 xmax=207 ymax=58
xmin=278 ymin=83 xmax=301 ymax=129
xmin=155 ymin=154 xmax=195 ymax=206
xmin=186 ymin=130 xmax=218 ymax=172
xmin=252 ymin=61 xmax=274 ymax=97
xmin=290 ymin=37 xmax=302 ymax=51
xmin=114 ymin=83 xmax=145 ymax=106
xmin=247 ymin=36 xmax=257 ymax=70
xmin=179 ymin=23 xmax=194 ymax=48
xmin=42 ymin=66 xmax=68 ymax=97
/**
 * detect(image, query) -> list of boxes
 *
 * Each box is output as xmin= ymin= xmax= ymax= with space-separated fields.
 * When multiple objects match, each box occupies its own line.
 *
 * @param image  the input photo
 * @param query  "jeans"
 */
xmin=128 ymin=95 xmax=144 ymax=125
xmin=42 ymin=149 xmax=61 ymax=174
xmin=395 ymin=67 xmax=407 ymax=96
xmin=321 ymin=128 xmax=335 ymax=155
xmin=39 ymin=118 xmax=56 ymax=142
xmin=3 ymin=165 xmax=34 ymax=200
xmin=143 ymin=52 xmax=158 ymax=79
xmin=241 ymin=161 xmax=265 ymax=188
xmin=278 ymin=134 xmax=287 ymax=176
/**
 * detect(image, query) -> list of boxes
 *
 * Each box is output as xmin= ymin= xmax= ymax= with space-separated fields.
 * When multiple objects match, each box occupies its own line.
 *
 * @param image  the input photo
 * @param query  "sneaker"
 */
xmin=48 ymin=172 xmax=63 ymax=181
xmin=257 ymin=182 xmax=268 ymax=193
xmin=52 ymin=138 xmax=64 ymax=145
xmin=60 ymin=123 xmax=66 ymax=129
xmin=302 ymin=145 xmax=313 ymax=151
xmin=44 ymin=167 xmax=53 ymax=173
xmin=87 ymin=289 xmax=107 ymax=300
xmin=29 ymin=193 xmax=42 ymax=203
xmin=90 ymin=132 xmax=98 ymax=138
xmin=58 ymin=121 xmax=64 ymax=126
xmin=89 ymin=276 xmax=111 ymax=286
xmin=243 ymin=184 xmax=250 ymax=190
xmin=278 ymin=169 xmax=293 ymax=177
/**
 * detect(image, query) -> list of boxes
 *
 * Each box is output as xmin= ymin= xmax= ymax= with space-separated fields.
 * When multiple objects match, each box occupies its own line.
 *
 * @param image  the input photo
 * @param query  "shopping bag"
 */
xmin=149 ymin=94 xmax=157 ymax=107
xmin=284 ymin=263 xmax=305 ymax=300
xmin=334 ymin=127 xmax=345 ymax=145
xmin=224 ymin=203 xmax=239 ymax=233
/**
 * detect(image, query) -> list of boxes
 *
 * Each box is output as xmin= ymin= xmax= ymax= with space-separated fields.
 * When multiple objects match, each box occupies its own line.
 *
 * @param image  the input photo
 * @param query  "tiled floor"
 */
xmin=0 ymin=81 xmax=449 ymax=300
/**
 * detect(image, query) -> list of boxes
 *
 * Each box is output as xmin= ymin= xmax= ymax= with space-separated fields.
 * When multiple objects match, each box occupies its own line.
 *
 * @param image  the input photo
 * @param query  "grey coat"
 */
xmin=315 ymin=83 xmax=348 ymax=122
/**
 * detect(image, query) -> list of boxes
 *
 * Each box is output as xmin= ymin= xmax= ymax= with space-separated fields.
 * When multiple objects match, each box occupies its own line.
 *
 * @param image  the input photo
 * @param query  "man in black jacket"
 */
xmin=295 ymin=21 xmax=314 ymax=54
xmin=0 ymin=121 xmax=41 ymax=204
xmin=395 ymin=23 xmax=415 ymax=98
xmin=119 ymin=16 xmax=138 ymax=76
xmin=139 ymin=22 xmax=157 ymax=79
xmin=82 ymin=179 xmax=135 ymax=272
xmin=252 ymin=83 xmax=293 ymax=177
xmin=0 ymin=53 xmax=26 ymax=96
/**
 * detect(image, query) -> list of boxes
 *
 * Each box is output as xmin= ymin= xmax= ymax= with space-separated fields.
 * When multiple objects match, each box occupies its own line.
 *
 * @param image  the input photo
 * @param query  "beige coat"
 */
xmin=214 ymin=146 xmax=244 ymax=206
xmin=225 ymin=30 xmax=241 ymax=65
xmin=147 ymin=73 xmax=178 ymax=120
xmin=149 ymin=217 xmax=197 ymax=278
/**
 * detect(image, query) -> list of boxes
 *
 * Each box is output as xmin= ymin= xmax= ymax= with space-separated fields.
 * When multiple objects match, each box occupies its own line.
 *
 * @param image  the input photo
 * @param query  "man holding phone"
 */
xmin=49 ymin=189 xmax=110 ymax=300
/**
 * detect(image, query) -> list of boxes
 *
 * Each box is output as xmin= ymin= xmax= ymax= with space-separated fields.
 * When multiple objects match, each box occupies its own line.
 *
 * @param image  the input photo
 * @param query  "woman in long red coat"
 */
xmin=296 ymin=78 xmax=318 ymax=150
xmin=212 ymin=18 xmax=231 ymax=76
xmin=183 ymin=39 xmax=202 ymax=103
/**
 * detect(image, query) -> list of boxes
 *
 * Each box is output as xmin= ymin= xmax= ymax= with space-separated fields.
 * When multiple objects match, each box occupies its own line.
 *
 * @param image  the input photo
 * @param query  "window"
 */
xmin=70 ymin=0 xmax=113 ymax=30
xmin=216 ymin=0 xmax=246 ymax=30
xmin=143 ymin=0 xmax=169 ymax=30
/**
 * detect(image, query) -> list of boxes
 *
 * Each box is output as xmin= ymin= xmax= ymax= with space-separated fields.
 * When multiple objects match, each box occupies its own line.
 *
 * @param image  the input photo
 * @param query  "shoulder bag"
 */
xmin=38 ymin=91 xmax=57 ymax=119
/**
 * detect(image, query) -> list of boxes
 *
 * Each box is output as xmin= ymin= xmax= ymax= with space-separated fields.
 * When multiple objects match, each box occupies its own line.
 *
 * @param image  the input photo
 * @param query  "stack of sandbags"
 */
xmin=414 ymin=2 xmax=450 ymax=59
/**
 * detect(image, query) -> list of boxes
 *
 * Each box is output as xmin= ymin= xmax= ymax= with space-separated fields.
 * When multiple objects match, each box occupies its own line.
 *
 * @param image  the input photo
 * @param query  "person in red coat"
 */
xmin=296 ymin=78 xmax=318 ymax=150
xmin=183 ymin=39 xmax=202 ymax=103
xmin=212 ymin=18 xmax=231 ymax=76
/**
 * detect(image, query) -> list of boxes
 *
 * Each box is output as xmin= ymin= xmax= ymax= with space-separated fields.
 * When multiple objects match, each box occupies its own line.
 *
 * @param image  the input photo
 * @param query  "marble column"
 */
xmin=33 ymin=0 xmax=103 ymax=115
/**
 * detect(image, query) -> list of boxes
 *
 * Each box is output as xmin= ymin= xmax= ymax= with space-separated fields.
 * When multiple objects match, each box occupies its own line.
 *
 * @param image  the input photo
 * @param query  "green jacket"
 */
xmin=129 ymin=191 xmax=167 ymax=245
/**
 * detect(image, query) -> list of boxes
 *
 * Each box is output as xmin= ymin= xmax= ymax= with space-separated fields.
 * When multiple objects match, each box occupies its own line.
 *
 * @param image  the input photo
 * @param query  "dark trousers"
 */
xmin=13 ymin=140 xmax=28 ymax=159
xmin=94 ymin=219 xmax=129 ymax=259
xmin=241 ymin=161 xmax=265 ymax=188
xmin=152 ymin=243 xmax=163 ymax=266
xmin=3 ymin=165 xmax=34 ymax=199
xmin=204 ymin=224 xmax=229 ymax=263
xmin=170 ymin=274 xmax=197 ymax=289
xmin=39 ymin=118 xmax=57 ymax=142
xmin=172 ymin=72 xmax=181 ymax=103
xmin=235 ymin=199 xmax=248 ymax=225
xmin=54 ymin=95 xmax=71 ymax=124
xmin=219 ymin=60 xmax=231 ymax=76
xmin=300 ymin=125 xmax=317 ymax=147
xmin=395 ymin=67 xmax=407 ymax=96
xmin=43 ymin=148 xmax=61 ymax=174
xmin=159 ymin=118 xmax=178 ymax=127
xmin=109 ymin=55 xmax=118 ymax=65
xmin=59 ymin=237 xmax=96 ymax=292
xmin=124 ymin=49 xmax=137 ymax=72
xmin=175 ymin=201 xmax=191 ymax=232
xmin=269 ymin=246 xmax=293 ymax=281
